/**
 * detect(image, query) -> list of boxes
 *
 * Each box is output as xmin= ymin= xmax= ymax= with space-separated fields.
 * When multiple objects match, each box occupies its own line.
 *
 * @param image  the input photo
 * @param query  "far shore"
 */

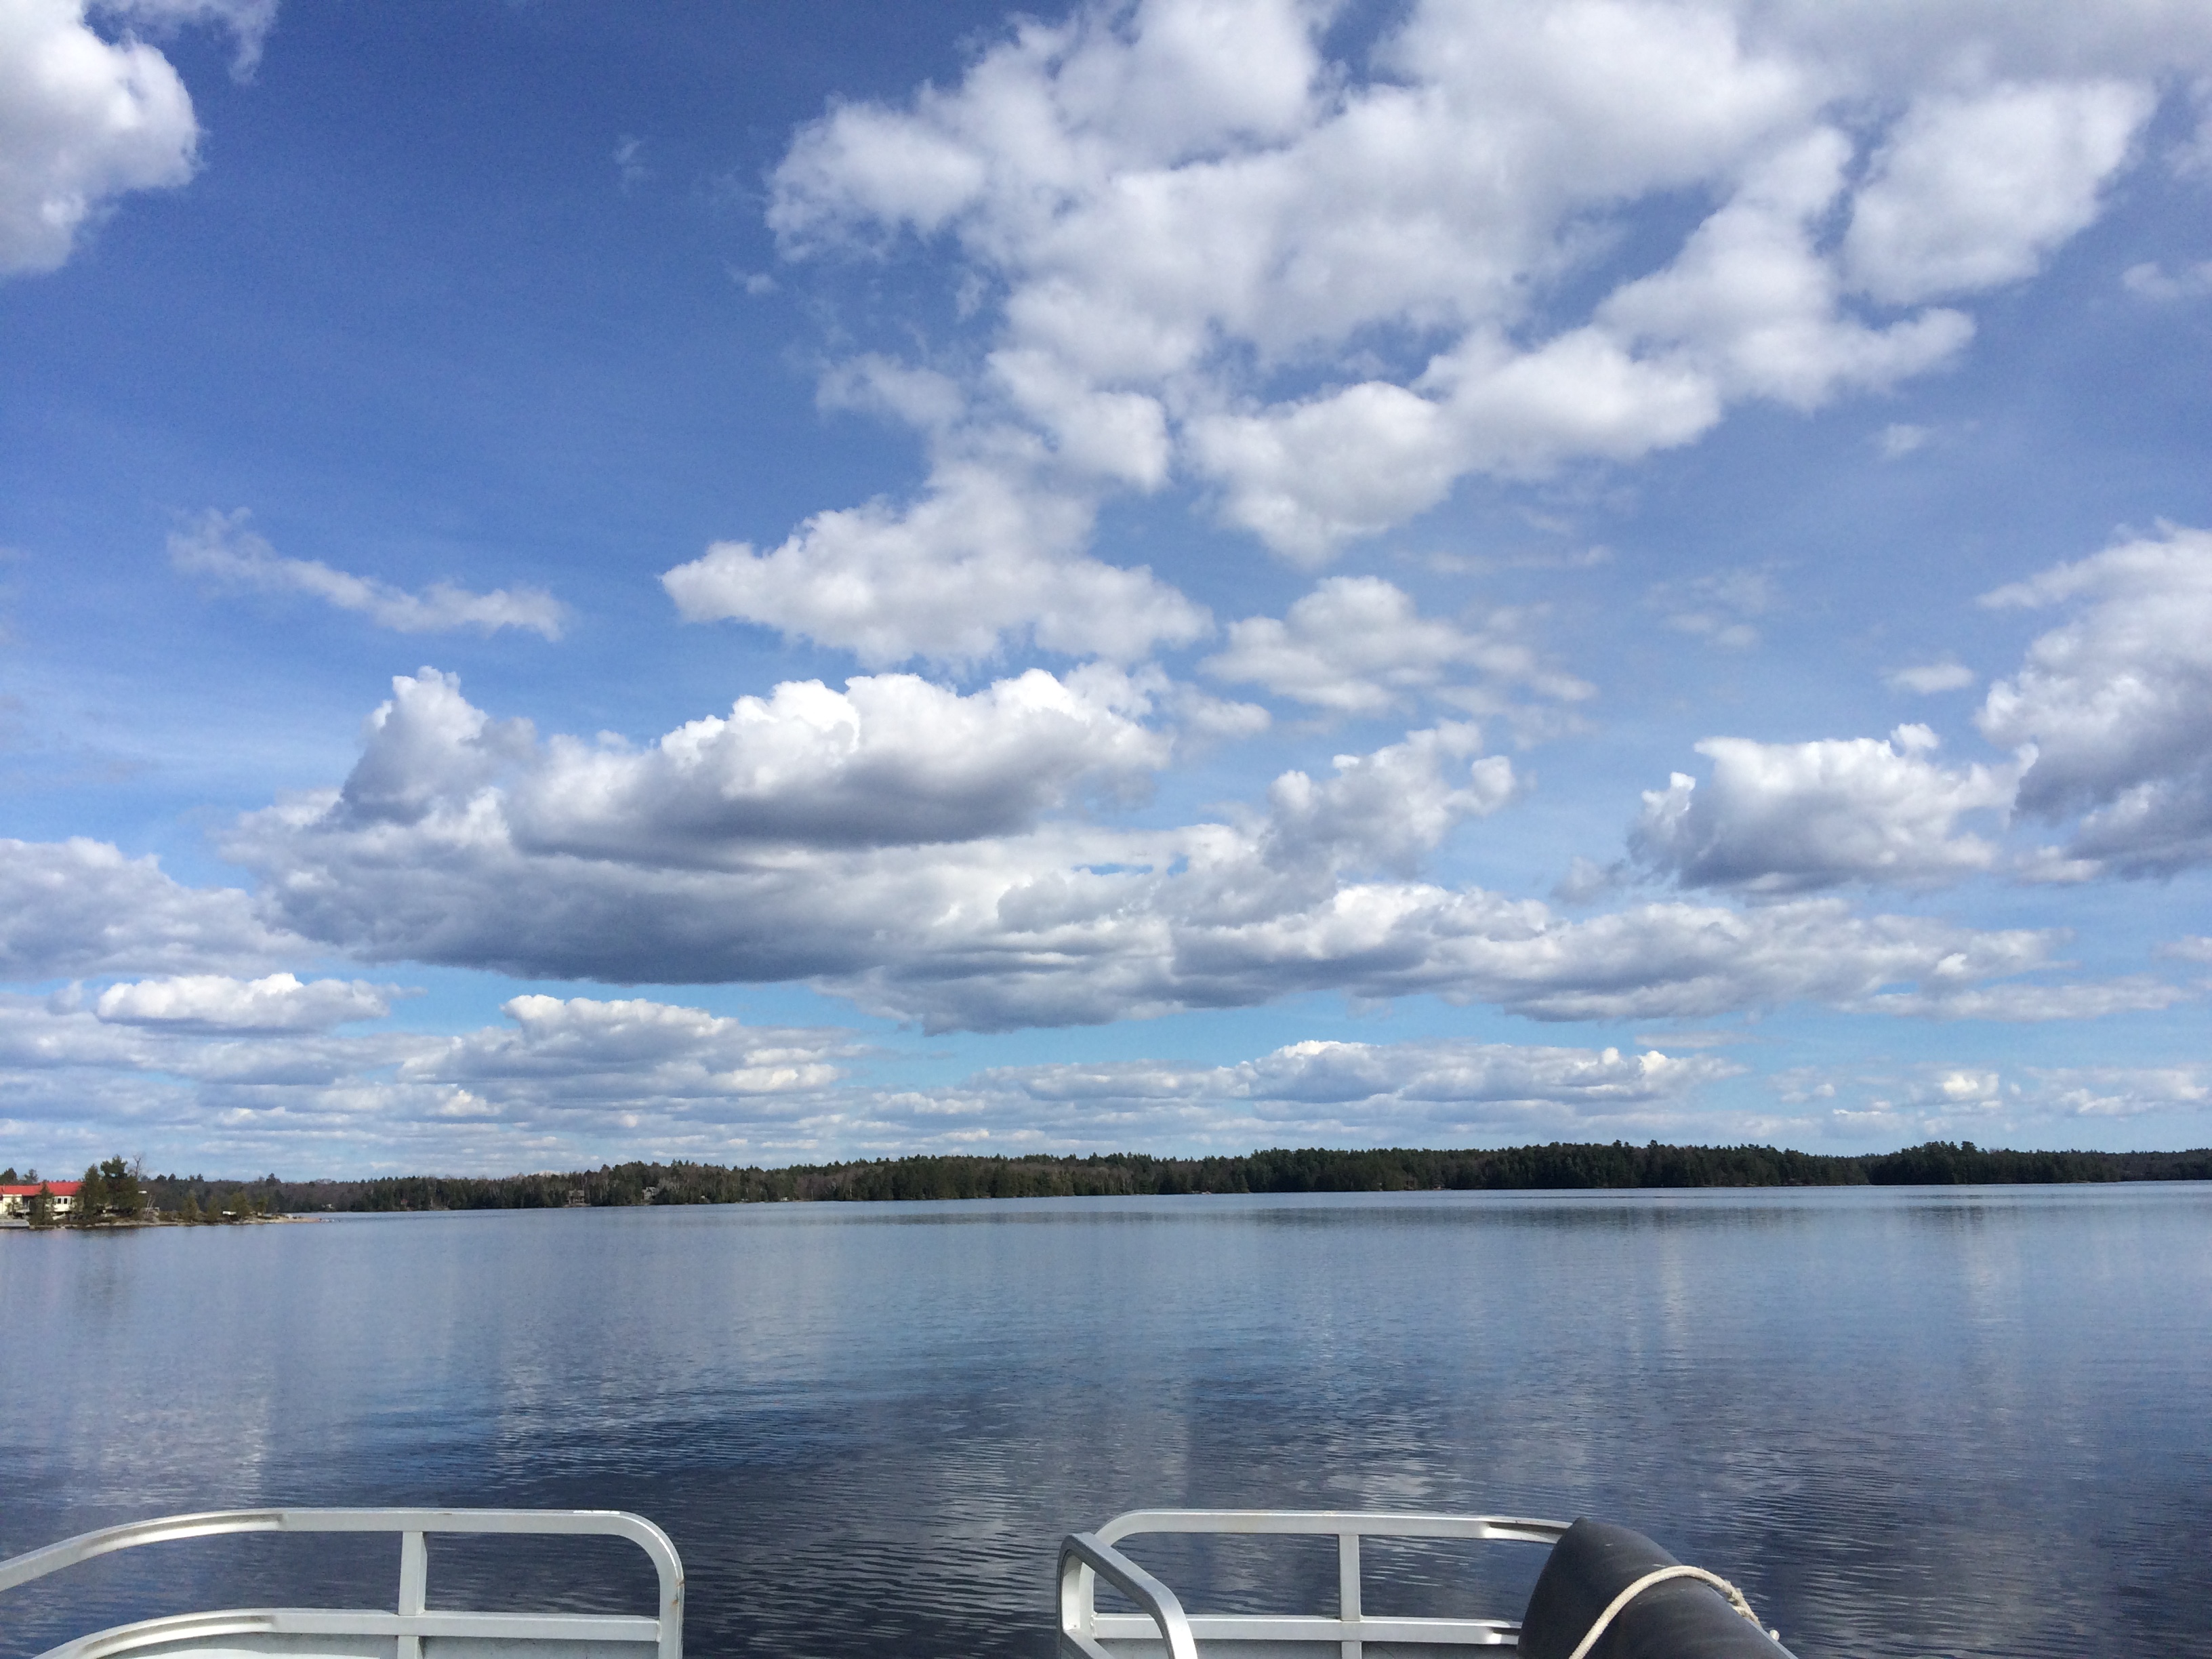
xmin=9 ymin=1139 xmax=2207 ymax=1227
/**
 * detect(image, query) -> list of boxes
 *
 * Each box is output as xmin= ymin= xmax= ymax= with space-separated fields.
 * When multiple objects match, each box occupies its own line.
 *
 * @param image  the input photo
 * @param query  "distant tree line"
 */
xmin=89 ymin=1139 xmax=2205 ymax=1216
xmin=1851 ymin=1141 xmax=2212 ymax=1185
xmin=144 ymin=1172 xmax=286 ymax=1223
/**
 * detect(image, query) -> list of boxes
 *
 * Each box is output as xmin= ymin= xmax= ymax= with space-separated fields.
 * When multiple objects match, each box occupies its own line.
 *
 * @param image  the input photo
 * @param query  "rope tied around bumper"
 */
xmin=1561 ymin=1565 xmax=1780 ymax=1659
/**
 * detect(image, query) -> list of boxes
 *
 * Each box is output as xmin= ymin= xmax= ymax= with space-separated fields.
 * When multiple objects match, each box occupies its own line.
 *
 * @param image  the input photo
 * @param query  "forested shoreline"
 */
xmin=97 ymin=1140 xmax=2212 ymax=1216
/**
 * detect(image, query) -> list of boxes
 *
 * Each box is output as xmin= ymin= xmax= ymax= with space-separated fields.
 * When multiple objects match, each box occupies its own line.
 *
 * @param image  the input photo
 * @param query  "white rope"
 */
xmin=1560 ymin=1565 xmax=1780 ymax=1659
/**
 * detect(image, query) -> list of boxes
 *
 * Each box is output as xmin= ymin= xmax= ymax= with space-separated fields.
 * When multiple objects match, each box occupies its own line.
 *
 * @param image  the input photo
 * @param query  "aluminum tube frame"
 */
xmin=39 ymin=1608 xmax=665 ymax=1659
xmin=1093 ymin=1513 xmax=1570 ymax=1548
xmin=1069 ymin=1510 xmax=1570 ymax=1659
xmin=1 ymin=1508 xmax=682 ymax=1659
xmin=1061 ymin=1533 xmax=1201 ymax=1659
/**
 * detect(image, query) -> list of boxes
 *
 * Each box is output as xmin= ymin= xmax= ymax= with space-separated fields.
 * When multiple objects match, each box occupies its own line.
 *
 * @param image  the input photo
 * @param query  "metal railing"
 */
xmin=0 ymin=1508 xmax=682 ymax=1659
xmin=1059 ymin=1511 xmax=1570 ymax=1659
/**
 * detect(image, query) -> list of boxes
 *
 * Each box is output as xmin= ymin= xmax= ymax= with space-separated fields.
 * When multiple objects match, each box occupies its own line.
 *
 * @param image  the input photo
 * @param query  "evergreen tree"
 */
xmin=101 ymin=1155 xmax=145 ymax=1220
xmin=75 ymin=1163 xmax=110 ymax=1225
xmin=28 ymin=1183 xmax=55 ymax=1227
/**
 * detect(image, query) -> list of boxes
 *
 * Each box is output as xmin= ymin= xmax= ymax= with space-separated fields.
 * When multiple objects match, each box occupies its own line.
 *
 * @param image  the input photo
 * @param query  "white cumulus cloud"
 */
xmin=0 ymin=984 xmax=1755 ymax=1168
xmin=661 ymin=462 xmax=1206 ymax=666
xmin=0 ymin=989 xmax=861 ymax=1172
xmin=401 ymin=996 xmax=855 ymax=1102
xmin=1788 ymin=1058 xmax=2212 ymax=1147
xmin=210 ymin=678 xmax=2158 ymax=1035
xmin=1600 ymin=126 xmax=1972 ymax=407
xmin=329 ymin=664 xmax=1174 ymax=865
xmin=714 ymin=0 xmax=2198 ymax=659
xmin=1632 ymin=724 xmax=2021 ymax=891
xmin=0 ymin=836 xmax=302 ymax=979
xmin=94 ymin=972 xmax=394 ymax=1031
xmin=1202 ymin=576 xmax=1591 ymax=716
xmin=0 ymin=0 xmax=199 ymax=274
xmin=2026 ymin=1065 xmax=2212 ymax=1118
xmin=1978 ymin=524 xmax=2212 ymax=875
xmin=1264 ymin=723 xmax=1517 ymax=876
xmin=1844 ymin=79 xmax=2153 ymax=304
xmin=45 ymin=979 xmax=2200 ymax=1173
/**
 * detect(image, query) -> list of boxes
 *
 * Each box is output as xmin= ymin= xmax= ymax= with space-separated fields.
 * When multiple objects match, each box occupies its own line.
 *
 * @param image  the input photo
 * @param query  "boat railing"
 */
xmin=1059 ymin=1510 xmax=1570 ymax=1659
xmin=0 ymin=1507 xmax=682 ymax=1659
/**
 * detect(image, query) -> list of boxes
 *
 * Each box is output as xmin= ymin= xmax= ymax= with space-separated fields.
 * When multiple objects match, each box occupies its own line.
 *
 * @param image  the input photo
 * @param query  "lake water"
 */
xmin=2 ymin=1186 xmax=2208 ymax=1658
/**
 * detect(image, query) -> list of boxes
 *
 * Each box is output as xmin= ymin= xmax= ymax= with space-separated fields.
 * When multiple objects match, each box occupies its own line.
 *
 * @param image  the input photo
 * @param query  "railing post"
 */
xmin=1338 ymin=1530 xmax=1362 ymax=1659
xmin=396 ymin=1530 xmax=427 ymax=1659
xmin=1059 ymin=1533 xmax=1200 ymax=1659
xmin=657 ymin=1533 xmax=685 ymax=1659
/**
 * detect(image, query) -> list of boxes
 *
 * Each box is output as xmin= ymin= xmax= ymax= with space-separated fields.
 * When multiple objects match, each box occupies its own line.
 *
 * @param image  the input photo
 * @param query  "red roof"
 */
xmin=1 ymin=1181 xmax=83 ymax=1197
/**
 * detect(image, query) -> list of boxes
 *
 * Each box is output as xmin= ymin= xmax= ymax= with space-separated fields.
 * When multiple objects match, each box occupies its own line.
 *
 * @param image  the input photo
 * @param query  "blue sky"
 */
xmin=4 ymin=0 xmax=2211 ymax=1176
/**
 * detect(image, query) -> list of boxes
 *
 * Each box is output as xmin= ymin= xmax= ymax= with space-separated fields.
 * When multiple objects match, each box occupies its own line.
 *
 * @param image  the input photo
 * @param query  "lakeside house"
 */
xmin=0 ymin=1181 xmax=82 ymax=1221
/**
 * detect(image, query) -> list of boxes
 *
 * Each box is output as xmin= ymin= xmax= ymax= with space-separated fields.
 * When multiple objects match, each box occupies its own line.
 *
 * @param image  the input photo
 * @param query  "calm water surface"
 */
xmin=2 ymin=1186 xmax=2207 ymax=1658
